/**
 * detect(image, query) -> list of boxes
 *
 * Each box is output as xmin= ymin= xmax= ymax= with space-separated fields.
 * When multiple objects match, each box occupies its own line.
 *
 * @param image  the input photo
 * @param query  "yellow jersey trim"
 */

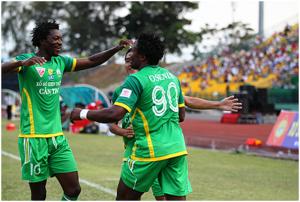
xmin=130 ymin=151 xmax=188 ymax=162
xmin=179 ymin=103 xmax=185 ymax=108
xmin=19 ymin=132 xmax=64 ymax=138
xmin=22 ymin=88 xmax=35 ymax=134
xmin=128 ymin=109 xmax=138 ymax=157
xmin=136 ymin=108 xmax=155 ymax=158
xmin=131 ymin=109 xmax=137 ymax=122
xmin=114 ymin=102 xmax=132 ymax=113
xmin=71 ymin=58 xmax=77 ymax=72
xmin=12 ymin=58 xmax=22 ymax=72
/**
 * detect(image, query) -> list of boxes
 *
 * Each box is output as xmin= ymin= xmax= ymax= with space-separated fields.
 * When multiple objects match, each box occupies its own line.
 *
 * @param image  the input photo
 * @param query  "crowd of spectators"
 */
xmin=179 ymin=24 xmax=298 ymax=95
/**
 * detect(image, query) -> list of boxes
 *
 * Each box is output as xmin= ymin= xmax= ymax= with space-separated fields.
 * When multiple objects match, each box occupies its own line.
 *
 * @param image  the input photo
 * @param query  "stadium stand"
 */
xmin=178 ymin=24 xmax=299 ymax=102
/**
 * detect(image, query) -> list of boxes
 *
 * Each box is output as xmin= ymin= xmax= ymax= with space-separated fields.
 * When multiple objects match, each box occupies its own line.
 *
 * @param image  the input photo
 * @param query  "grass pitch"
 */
xmin=1 ymin=120 xmax=298 ymax=200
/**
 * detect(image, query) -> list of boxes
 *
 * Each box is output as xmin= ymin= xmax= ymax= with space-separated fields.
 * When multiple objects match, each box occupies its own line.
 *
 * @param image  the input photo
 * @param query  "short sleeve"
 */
xmin=15 ymin=54 xmax=29 ymax=73
xmin=114 ymin=75 xmax=143 ymax=113
xmin=62 ymin=55 xmax=77 ymax=73
xmin=111 ymin=86 xmax=121 ymax=104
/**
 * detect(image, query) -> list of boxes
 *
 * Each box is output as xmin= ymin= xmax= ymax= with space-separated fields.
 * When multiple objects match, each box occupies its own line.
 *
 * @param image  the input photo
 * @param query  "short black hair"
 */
xmin=136 ymin=33 xmax=165 ymax=65
xmin=31 ymin=19 xmax=59 ymax=47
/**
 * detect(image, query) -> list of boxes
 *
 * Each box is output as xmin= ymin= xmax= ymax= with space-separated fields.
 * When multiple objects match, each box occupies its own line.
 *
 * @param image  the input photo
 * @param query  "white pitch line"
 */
xmin=2 ymin=151 xmax=21 ymax=161
xmin=2 ymin=150 xmax=117 ymax=197
xmin=79 ymin=179 xmax=116 ymax=196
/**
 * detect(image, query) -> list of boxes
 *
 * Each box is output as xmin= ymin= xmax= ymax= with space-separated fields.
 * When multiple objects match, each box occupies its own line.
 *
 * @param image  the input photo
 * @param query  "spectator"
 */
xmin=4 ymin=92 xmax=14 ymax=120
xmin=178 ymin=23 xmax=298 ymax=95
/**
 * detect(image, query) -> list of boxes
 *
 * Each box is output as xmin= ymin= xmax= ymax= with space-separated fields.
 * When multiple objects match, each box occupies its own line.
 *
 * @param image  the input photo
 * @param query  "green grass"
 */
xmin=2 ymin=120 xmax=298 ymax=200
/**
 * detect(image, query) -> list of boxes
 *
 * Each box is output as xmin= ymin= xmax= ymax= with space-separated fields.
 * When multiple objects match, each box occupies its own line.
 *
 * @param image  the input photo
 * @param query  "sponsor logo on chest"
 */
xmin=35 ymin=67 xmax=45 ymax=77
xmin=48 ymin=69 xmax=54 ymax=80
xmin=35 ymin=66 xmax=62 ymax=81
xmin=56 ymin=69 xmax=62 ymax=77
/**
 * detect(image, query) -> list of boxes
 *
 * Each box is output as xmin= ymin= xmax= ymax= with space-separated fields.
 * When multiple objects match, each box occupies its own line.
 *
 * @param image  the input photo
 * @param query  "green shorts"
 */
xmin=121 ymin=155 xmax=192 ymax=196
xmin=151 ymin=177 xmax=192 ymax=197
xmin=152 ymin=178 xmax=164 ymax=197
xmin=18 ymin=135 xmax=78 ymax=183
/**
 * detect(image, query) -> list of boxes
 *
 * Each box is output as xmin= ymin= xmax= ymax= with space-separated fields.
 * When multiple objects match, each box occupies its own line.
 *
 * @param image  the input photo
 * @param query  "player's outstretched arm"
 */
xmin=108 ymin=123 xmax=134 ymax=138
xmin=74 ymin=39 xmax=132 ymax=71
xmin=2 ymin=56 xmax=46 ymax=74
xmin=184 ymin=95 xmax=242 ymax=112
xmin=218 ymin=95 xmax=243 ymax=112
xmin=70 ymin=105 xmax=127 ymax=123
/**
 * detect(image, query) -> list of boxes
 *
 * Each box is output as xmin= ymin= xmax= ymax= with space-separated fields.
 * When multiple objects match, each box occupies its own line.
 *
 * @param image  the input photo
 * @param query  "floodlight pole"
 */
xmin=258 ymin=1 xmax=264 ymax=37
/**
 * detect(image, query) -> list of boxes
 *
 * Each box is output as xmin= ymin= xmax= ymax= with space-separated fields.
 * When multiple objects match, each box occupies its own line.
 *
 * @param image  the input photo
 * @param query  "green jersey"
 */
xmin=15 ymin=53 xmax=76 ymax=138
xmin=112 ymin=86 xmax=135 ymax=160
xmin=114 ymin=65 xmax=186 ymax=162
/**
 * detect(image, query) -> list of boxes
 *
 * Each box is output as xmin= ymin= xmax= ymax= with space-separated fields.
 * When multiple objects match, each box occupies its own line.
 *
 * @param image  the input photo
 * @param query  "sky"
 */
xmin=185 ymin=1 xmax=298 ymax=33
xmin=166 ymin=0 xmax=299 ymax=63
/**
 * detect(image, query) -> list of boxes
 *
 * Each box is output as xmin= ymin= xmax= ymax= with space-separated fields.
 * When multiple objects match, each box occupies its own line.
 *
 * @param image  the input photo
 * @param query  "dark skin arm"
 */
xmin=74 ymin=40 xmax=132 ymax=71
xmin=108 ymin=123 xmax=134 ymax=138
xmin=72 ymin=106 xmax=184 ymax=124
xmin=179 ymin=107 xmax=185 ymax=122
xmin=70 ymin=105 xmax=127 ymax=123
xmin=2 ymin=56 xmax=47 ymax=74
xmin=184 ymin=95 xmax=242 ymax=112
xmin=2 ymin=40 xmax=132 ymax=73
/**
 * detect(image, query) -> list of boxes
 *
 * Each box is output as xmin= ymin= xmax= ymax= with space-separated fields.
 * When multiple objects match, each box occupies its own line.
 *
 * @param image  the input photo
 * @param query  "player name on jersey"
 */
xmin=148 ymin=72 xmax=175 ymax=82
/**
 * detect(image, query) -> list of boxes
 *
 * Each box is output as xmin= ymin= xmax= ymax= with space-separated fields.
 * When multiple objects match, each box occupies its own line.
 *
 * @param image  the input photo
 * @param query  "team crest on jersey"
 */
xmin=35 ymin=67 xmax=45 ymax=77
xmin=48 ymin=69 xmax=53 ymax=75
xmin=48 ymin=69 xmax=54 ymax=80
xmin=120 ymin=88 xmax=132 ymax=98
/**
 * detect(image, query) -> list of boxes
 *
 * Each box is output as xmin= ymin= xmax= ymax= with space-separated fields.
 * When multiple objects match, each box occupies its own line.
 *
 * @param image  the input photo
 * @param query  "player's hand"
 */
xmin=118 ymin=39 xmax=134 ymax=50
xmin=219 ymin=96 xmax=243 ymax=112
xmin=21 ymin=56 xmax=47 ymax=67
xmin=117 ymin=127 xmax=135 ymax=138
xmin=70 ymin=108 xmax=82 ymax=123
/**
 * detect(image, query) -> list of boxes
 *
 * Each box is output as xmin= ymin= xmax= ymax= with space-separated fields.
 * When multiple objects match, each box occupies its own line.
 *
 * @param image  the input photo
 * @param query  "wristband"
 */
xmin=80 ymin=109 xmax=89 ymax=120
